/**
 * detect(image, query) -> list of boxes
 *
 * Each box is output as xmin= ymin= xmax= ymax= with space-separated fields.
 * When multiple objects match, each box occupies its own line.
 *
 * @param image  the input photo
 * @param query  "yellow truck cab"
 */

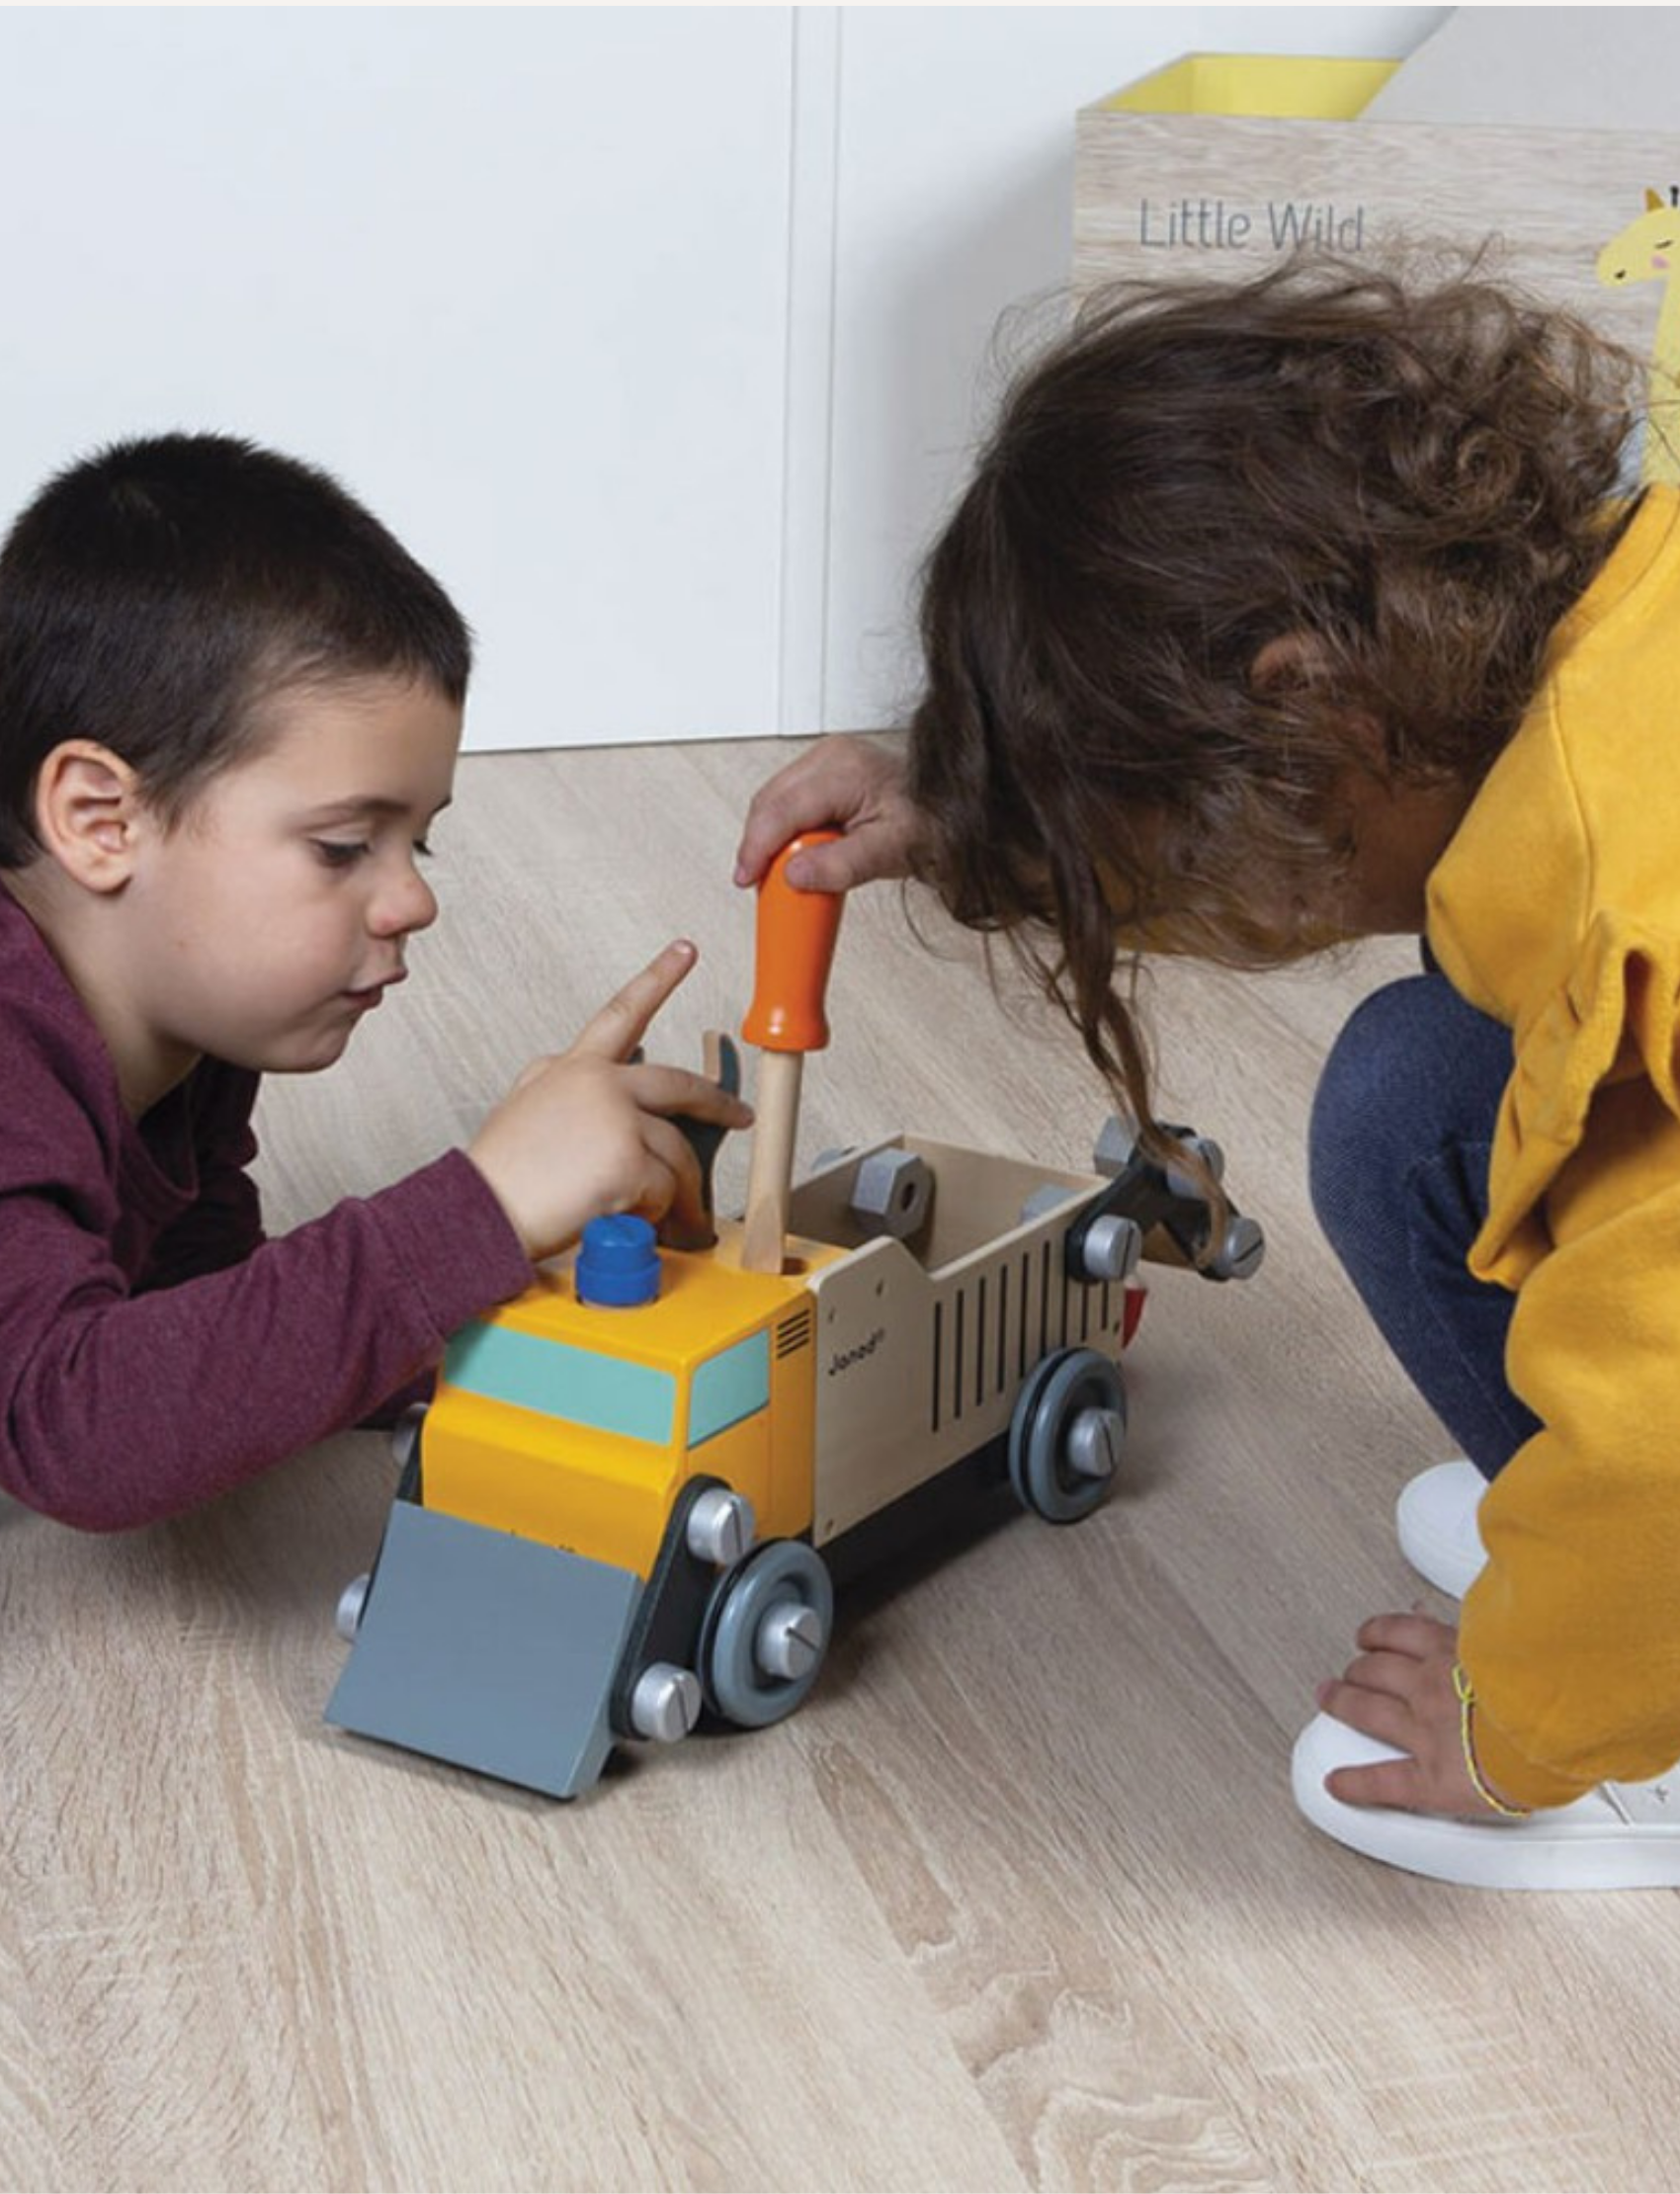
xmin=424 ymin=1230 xmax=833 ymax=1578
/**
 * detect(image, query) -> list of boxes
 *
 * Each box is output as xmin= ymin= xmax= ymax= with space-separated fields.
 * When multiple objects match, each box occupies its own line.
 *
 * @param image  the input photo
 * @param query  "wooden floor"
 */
xmin=4 ymin=737 xmax=1677 ymax=2194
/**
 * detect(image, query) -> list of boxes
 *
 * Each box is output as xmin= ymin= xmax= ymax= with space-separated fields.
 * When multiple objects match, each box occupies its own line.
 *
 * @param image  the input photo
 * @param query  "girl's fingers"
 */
xmin=1324 ymin=1755 xmax=1428 ymax=1811
xmin=1354 ymin=1609 xmax=1458 ymax=1659
xmin=734 ymin=747 xmax=859 ymax=884
xmin=1316 ymin=1678 xmax=1419 ymax=1756
xmin=1335 ymin=1648 xmax=1434 ymax=1703
xmin=782 ymin=826 xmax=900 ymax=893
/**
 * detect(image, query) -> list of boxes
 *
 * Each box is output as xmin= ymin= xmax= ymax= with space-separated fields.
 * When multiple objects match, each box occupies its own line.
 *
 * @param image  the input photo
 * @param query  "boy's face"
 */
xmin=124 ymin=674 xmax=462 ymax=1078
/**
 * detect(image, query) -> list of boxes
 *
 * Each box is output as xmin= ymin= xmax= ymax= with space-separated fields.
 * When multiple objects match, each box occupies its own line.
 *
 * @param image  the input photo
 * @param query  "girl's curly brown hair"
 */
xmin=906 ymin=257 xmax=1637 ymax=1142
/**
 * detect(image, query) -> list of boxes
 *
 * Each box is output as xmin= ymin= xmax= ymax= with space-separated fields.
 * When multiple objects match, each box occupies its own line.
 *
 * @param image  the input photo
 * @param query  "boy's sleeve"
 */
xmin=137 ymin=1066 xmax=266 ymax=1287
xmin=0 ymin=1030 xmax=532 ymax=1531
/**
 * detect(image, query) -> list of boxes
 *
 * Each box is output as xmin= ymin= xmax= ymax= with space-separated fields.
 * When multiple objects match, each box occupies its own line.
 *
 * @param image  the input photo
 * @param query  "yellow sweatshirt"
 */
xmin=1427 ymin=485 xmax=1680 ymax=1808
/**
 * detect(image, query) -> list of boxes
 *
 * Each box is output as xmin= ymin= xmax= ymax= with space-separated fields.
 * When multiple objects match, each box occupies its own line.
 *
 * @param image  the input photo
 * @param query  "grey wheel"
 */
xmin=702 ymin=1540 xmax=833 ymax=1729
xmin=1008 ymin=1347 xmax=1127 ymax=1523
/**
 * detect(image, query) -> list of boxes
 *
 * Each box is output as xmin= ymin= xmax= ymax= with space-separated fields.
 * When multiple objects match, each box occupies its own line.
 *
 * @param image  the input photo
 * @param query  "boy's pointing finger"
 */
xmin=569 ymin=940 xmax=700 ymax=1060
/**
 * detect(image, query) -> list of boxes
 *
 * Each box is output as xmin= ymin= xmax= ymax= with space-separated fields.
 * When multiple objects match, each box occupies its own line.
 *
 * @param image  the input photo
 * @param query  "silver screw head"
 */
xmin=1164 ymin=1135 xmax=1226 ymax=1199
xmin=1214 ymin=1215 xmax=1266 ymax=1282
xmin=686 ymin=1487 xmax=756 ymax=1567
xmin=754 ymin=1602 xmax=825 ymax=1681
xmin=389 ymin=1402 xmax=426 ymax=1472
xmin=1066 ymin=1407 xmax=1124 ymax=1481
xmin=630 ymin=1662 xmax=703 ymax=1743
xmin=1082 ymin=1213 xmax=1143 ymax=1283
xmin=335 ymin=1572 xmax=371 ymax=1643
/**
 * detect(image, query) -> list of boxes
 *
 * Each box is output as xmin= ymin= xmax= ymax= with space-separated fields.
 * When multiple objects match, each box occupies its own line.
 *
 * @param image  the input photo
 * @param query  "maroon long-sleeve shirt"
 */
xmin=0 ymin=887 xmax=532 ymax=1530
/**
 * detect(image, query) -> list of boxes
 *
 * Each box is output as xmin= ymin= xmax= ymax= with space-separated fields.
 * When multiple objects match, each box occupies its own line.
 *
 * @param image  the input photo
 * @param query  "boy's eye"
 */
xmin=413 ymin=838 xmax=434 ymax=860
xmin=312 ymin=840 xmax=371 ymax=869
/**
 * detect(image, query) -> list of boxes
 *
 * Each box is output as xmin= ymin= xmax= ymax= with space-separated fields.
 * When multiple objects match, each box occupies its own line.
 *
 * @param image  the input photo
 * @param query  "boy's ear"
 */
xmin=32 ymin=741 xmax=150 ymax=892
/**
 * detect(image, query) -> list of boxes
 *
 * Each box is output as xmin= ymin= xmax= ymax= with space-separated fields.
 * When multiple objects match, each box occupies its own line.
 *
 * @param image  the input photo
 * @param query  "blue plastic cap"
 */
xmin=575 ymin=1215 xmax=661 ymax=1308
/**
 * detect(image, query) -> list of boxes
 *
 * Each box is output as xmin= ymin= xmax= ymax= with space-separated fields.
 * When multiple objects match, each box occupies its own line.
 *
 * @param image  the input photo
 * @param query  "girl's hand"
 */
xmin=733 ymin=733 xmax=926 ymax=893
xmin=1314 ymin=1611 xmax=1494 ymax=1816
xmin=467 ymin=941 xmax=753 ymax=1262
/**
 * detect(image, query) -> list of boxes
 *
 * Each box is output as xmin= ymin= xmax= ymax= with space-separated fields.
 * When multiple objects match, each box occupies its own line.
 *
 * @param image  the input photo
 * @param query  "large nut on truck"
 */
xmin=848 ymin=1148 xmax=934 ymax=1241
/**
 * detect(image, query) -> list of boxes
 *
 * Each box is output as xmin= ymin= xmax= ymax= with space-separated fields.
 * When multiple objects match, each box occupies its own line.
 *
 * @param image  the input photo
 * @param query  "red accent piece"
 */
xmin=1121 ymin=1285 xmax=1147 ymax=1349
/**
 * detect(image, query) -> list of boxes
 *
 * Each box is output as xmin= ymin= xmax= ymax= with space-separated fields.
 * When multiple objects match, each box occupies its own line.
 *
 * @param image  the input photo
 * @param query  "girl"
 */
xmin=736 ymin=259 xmax=1680 ymax=1889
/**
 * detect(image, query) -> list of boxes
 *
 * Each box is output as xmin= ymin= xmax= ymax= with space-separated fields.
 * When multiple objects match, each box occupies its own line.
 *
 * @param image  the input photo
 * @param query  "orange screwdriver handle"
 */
xmin=740 ymin=831 xmax=845 ymax=1054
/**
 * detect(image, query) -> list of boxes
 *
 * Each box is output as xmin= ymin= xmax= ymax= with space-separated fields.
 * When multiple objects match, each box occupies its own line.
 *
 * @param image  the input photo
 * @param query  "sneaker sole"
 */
xmin=1292 ymin=1714 xmax=1680 ymax=1891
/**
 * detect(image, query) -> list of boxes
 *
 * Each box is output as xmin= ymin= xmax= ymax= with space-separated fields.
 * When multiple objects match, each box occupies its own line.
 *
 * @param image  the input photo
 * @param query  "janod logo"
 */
xmin=826 ymin=1326 xmax=886 ymax=1378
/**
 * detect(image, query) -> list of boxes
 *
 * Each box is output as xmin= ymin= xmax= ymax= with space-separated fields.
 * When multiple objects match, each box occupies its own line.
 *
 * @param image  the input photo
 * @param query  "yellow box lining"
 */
xmin=1102 ymin=54 xmax=1398 ymax=124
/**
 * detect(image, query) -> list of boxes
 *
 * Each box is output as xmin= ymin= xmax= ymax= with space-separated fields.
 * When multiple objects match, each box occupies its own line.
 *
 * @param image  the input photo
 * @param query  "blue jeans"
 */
xmin=1308 ymin=970 xmax=1542 ymax=1483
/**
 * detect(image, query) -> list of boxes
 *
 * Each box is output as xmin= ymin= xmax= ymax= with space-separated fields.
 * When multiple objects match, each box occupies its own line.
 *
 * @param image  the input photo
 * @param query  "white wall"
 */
xmin=0 ymin=7 xmax=1448 ymax=752
xmin=818 ymin=6 xmax=1449 ymax=731
xmin=0 ymin=8 xmax=797 ymax=752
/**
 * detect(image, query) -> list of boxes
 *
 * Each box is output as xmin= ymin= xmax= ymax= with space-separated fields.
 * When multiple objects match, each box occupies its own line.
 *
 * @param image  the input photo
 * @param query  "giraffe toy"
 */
xmin=1596 ymin=187 xmax=1680 ymax=487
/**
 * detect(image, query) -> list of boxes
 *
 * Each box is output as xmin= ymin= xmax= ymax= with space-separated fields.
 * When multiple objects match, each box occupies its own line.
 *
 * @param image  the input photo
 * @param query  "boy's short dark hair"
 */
xmin=0 ymin=433 xmax=473 ymax=868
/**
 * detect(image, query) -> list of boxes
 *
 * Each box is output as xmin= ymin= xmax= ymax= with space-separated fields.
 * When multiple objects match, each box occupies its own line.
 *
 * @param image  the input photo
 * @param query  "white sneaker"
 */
xmin=1396 ymin=1459 xmax=1488 ymax=1599
xmin=1292 ymin=1712 xmax=1680 ymax=1889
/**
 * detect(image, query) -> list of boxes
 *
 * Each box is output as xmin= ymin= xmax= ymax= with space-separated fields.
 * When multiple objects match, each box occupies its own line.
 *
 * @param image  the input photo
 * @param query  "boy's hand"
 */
xmin=734 ymin=733 xmax=926 ymax=893
xmin=467 ymin=941 xmax=753 ymax=1262
xmin=1313 ymin=1611 xmax=1490 ymax=1816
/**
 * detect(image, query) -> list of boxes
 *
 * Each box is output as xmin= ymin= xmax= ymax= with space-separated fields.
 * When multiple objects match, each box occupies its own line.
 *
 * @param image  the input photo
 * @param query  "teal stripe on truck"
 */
xmin=690 ymin=1331 xmax=770 ymax=1445
xmin=444 ymin=1322 xmax=675 ymax=1445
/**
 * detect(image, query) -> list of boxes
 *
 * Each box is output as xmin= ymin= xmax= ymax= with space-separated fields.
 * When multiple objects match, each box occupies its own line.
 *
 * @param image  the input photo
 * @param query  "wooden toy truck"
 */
xmin=325 ymin=841 xmax=1262 ymax=1799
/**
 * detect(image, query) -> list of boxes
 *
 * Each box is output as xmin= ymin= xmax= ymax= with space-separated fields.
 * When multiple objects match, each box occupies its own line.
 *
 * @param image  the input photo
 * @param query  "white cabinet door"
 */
xmin=0 ymin=8 xmax=798 ymax=751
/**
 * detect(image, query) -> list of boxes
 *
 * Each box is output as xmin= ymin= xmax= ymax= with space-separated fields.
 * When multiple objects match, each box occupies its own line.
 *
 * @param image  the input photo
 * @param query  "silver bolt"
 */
xmin=754 ymin=1602 xmax=824 ymax=1681
xmin=388 ymin=1402 xmax=426 ymax=1472
xmin=686 ymin=1487 xmax=756 ymax=1567
xmin=335 ymin=1572 xmax=371 ymax=1643
xmin=630 ymin=1662 xmax=703 ymax=1743
xmin=1081 ymin=1214 xmax=1142 ymax=1283
xmin=1164 ymin=1135 xmax=1226 ymax=1199
xmin=1067 ymin=1407 xmax=1124 ymax=1481
xmin=1213 ymin=1216 xmax=1266 ymax=1282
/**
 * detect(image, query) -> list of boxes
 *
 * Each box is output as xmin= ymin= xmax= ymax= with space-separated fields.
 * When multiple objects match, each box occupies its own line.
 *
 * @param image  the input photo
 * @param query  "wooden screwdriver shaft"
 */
xmin=740 ymin=1052 xmax=803 ymax=1275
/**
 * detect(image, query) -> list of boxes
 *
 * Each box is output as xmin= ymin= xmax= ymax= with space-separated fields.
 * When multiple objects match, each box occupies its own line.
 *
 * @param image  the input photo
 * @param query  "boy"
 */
xmin=0 ymin=433 xmax=748 ymax=1530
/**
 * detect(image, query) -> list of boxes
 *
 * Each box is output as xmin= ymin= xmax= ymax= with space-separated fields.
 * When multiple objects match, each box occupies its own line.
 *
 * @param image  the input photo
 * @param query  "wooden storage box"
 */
xmin=1074 ymin=52 xmax=1680 ymax=475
